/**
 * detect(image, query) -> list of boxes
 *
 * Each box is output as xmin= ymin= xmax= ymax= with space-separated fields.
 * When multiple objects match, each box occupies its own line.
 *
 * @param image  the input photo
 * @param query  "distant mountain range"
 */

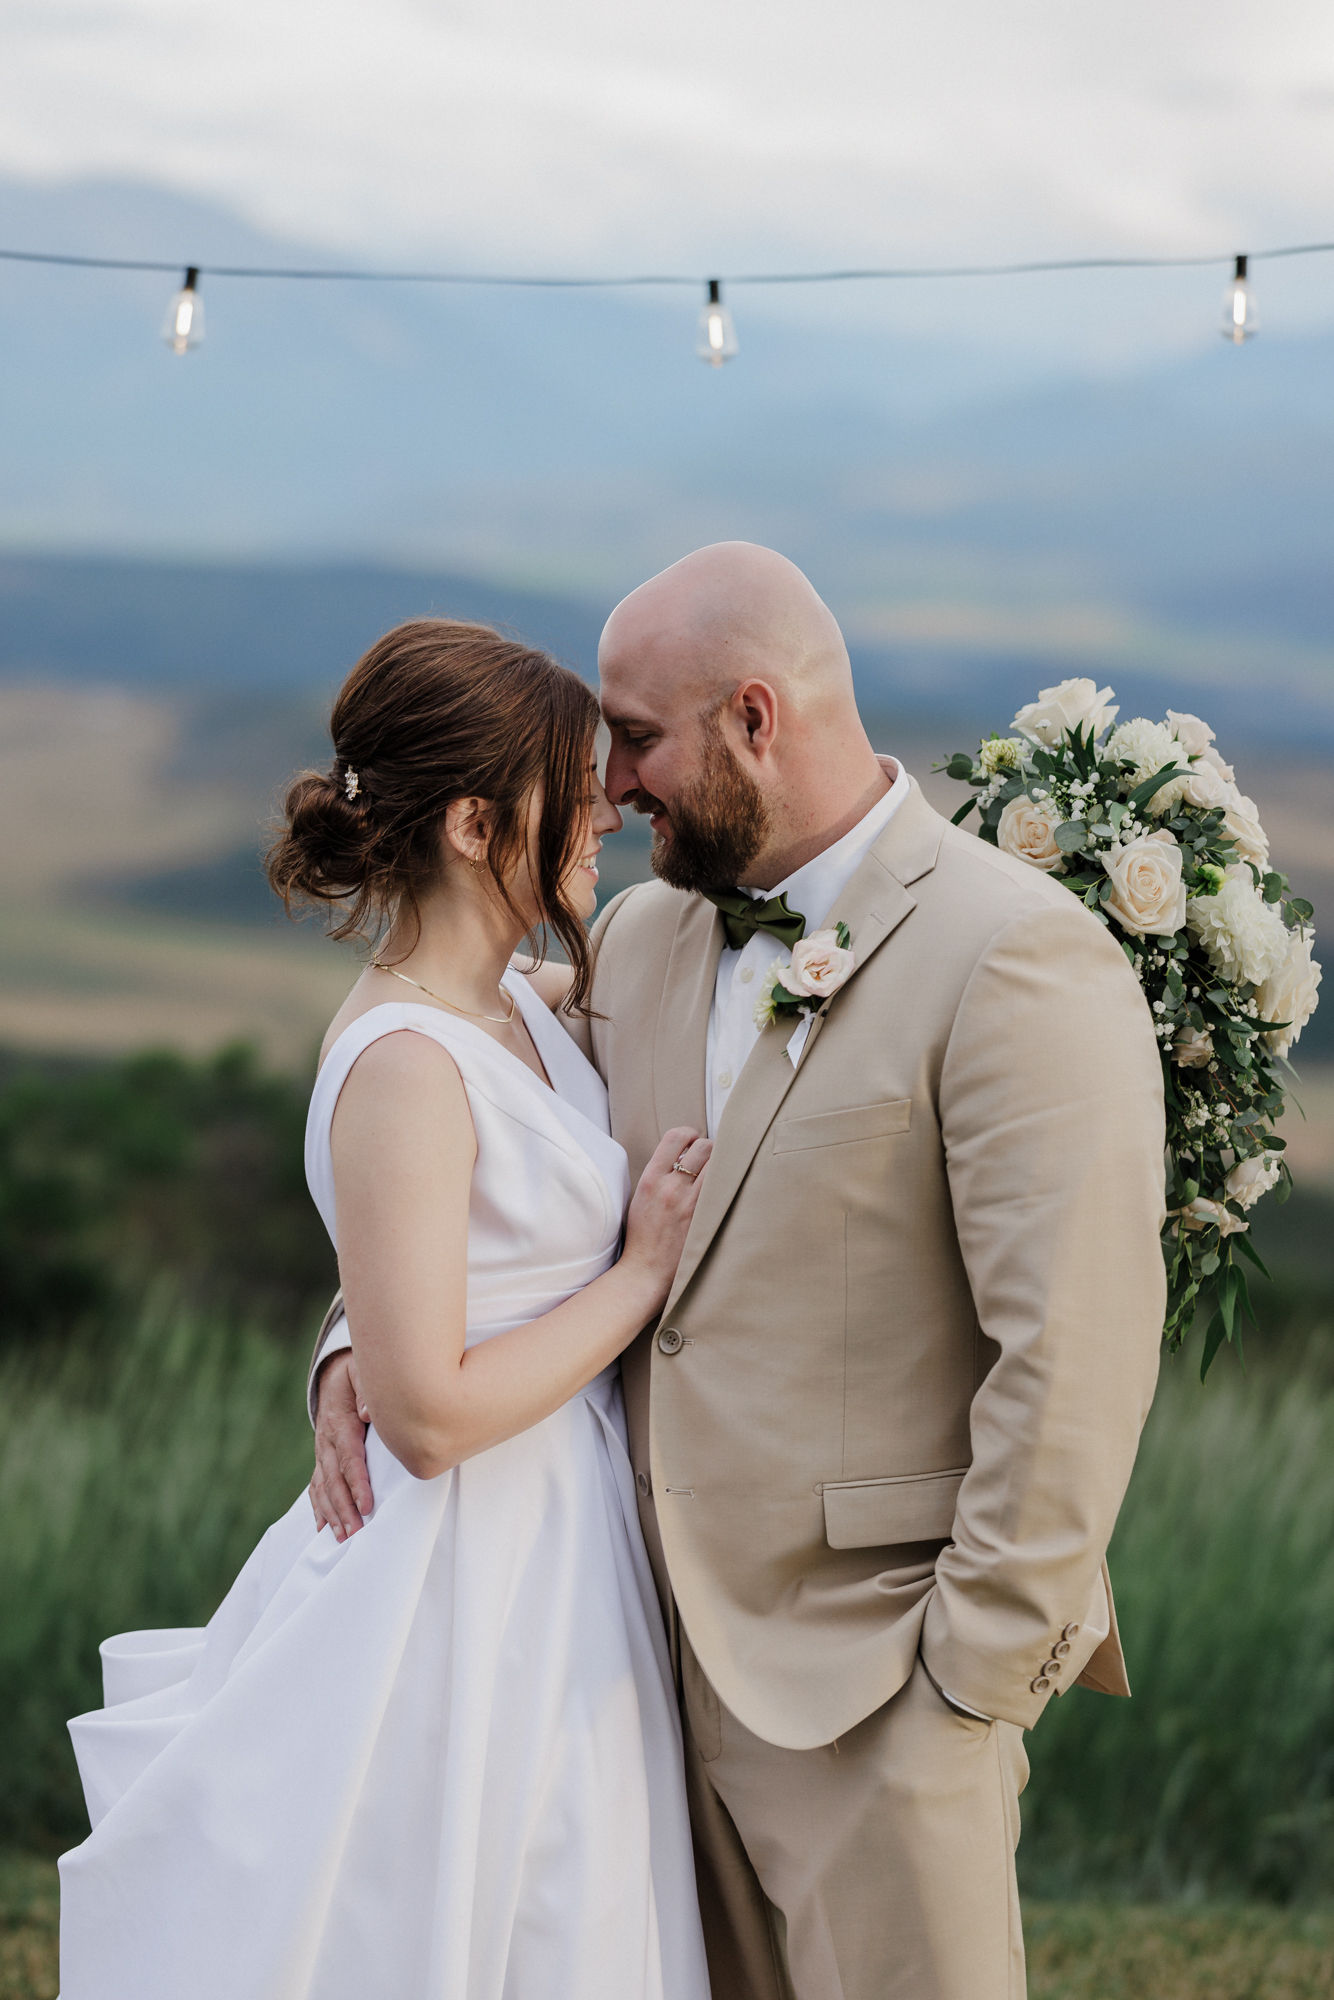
xmin=0 ymin=173 xmax=1331 ymax=748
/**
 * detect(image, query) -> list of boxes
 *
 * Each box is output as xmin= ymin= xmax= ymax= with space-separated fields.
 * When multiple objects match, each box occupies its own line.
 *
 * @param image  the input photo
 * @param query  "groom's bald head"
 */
xmin=598 ymin=541 xmax=855 ymax=722
xmin=598 ymin=543 xmax=887 ymax=893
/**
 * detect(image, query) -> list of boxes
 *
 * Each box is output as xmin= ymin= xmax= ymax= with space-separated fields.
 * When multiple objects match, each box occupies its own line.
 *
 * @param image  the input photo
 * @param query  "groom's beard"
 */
xmin=638 ymin=715 xmax=771 ymax=894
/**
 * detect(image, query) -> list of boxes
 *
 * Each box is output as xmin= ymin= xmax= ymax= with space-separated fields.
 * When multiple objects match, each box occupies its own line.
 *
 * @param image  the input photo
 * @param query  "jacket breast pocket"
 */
xmin=821 ymin=1467 xmax=966 ymax=1550
xmin=771 ymin=1097 xmax=911 ymax=1154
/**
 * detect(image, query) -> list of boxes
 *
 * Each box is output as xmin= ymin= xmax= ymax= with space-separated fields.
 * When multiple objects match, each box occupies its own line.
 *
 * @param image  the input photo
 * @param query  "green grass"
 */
xmin=1021 ymin=1332 xmax=1334 ymax=1902
xmin=3 ymin=1300 xmax=1333 ymax=1912
xmin=2 ymin=1852 xmax=1330 ymax=2000
xmin=0 ymin=1300 xmax=313 ymax=1848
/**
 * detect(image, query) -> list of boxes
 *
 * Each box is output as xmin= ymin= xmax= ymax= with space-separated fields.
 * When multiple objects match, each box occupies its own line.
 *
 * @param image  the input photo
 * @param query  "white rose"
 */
xmin=978 ymin=734 xmax=1028 ymax=776
xmin=1105 ymin=718 xmax=1189 ymax=815
xmin=1172 ymin=1024 xmax=1214 ymax=1068
xmin=1101 ymin=830 xmax=1187 ymax=936
xmin=1166 ymin=709 xmax=1216 ymax=756
xmin=1186 ymin=866 xmax=1290 ymax=987
xmin=1179 ymin=760 xmax=1232 ymax=811
xmin=1220 ymin=790 xmax=1270 ymax=869
xmin=1225 ymin=1154 xmax=1283 ymax=1211
xmin=1012 ymin=678 xmax=1118 ymax=747
xmin=1172 ymin=1196 xmax=1248 ymax=1238
xmin=1199 ymin=743 xmax=1236 ymax=784
xmin=1255 ymin=929 xmax=1322 ymax=1059
xmin=786 ymin=928 xmax=856 ymax=1000
xmin=997 ymin=794 xmax=1065 ymax=873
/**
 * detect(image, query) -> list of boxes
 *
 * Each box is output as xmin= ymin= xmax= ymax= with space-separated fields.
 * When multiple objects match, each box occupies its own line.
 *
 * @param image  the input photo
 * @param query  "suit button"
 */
xmin=636 ymin=1471 xmax=651 ymax=1497
xmin=1031 ymin=1675 xmax=1051 ymax=1694
xmin=1053 ymin=1640 xmax=1071 ymax=1657
xmin=658 ymin=1326 xmax=684 ymax=1355
xmin=1042 ymin=1658 xmax=1062 ymax=1676
xmin=1062 ymin=1623 xmax=1080 ymax=1640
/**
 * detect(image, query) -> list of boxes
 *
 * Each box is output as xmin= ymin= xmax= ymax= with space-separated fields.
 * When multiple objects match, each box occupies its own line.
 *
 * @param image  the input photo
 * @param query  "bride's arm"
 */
xmin=331 ymin=1029 xmax=705 ymax=1482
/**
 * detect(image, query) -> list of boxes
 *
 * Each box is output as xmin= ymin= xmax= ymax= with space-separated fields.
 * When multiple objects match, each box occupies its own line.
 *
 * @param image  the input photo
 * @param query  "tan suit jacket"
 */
xmin=588 ymin=780 xmax=1165 ymax=1745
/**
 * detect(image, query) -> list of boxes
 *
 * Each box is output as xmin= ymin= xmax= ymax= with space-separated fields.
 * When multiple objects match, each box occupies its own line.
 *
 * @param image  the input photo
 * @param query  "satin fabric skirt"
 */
xmin=59 ymin=1368 xmax=711 ymax=2000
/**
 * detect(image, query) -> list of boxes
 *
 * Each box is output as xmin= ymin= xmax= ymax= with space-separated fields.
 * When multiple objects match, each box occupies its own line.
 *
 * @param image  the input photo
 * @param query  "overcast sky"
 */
xmin=4 ymin=2 xmax=1334 ymax=360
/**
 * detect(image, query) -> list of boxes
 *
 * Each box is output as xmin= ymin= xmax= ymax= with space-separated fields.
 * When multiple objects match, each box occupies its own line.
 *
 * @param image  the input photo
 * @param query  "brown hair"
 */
xmin=266 ymin=618 xmax=601 ymax=1007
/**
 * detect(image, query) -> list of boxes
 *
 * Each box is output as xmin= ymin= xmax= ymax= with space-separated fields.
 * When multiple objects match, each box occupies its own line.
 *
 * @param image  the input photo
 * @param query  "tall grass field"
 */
xmin=1 ymin=1300 xmax=1332 ymax=1996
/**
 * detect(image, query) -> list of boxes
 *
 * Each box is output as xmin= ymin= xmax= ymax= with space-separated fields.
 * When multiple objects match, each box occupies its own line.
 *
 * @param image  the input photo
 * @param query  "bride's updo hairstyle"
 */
xmin=267 ymin=618 xmax=601 ymax=1007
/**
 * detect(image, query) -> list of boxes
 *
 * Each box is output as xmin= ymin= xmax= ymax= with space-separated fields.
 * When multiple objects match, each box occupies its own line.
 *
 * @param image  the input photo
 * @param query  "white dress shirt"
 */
xmin=704 ymin=758 xmax=910 ymax=1138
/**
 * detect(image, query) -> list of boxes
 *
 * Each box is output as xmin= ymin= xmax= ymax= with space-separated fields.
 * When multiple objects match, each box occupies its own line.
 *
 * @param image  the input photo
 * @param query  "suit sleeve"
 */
xmin=306 ymin=1293 xmax=352 ymax=1428
xmin=921 ymin=898 xmax=1166 ymax=1728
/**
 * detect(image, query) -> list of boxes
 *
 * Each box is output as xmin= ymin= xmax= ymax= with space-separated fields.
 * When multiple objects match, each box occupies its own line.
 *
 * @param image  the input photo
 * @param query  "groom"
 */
xmin=312 ymin=543 xmax=1166 ymax=1999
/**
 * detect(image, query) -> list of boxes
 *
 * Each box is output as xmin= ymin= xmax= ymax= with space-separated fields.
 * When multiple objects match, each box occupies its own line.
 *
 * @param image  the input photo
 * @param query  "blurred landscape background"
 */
xmin=3 ymin=6 xmax=1334 ymax=1993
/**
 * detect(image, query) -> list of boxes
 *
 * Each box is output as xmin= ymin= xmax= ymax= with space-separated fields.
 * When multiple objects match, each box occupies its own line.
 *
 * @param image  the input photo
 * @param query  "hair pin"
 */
xmin=344 ymin=766 xmax=362 ymax=801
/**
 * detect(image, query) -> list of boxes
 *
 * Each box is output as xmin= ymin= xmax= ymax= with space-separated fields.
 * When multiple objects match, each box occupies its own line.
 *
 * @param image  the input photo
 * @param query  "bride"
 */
xmin=58 ymin=618 xmax=714 ymax=2000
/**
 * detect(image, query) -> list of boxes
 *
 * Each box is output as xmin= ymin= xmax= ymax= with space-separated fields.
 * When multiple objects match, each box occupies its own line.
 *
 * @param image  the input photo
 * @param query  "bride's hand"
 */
xmin=310 ymin=1351 xmax=375 ymax=1540
xmin=619 ymin=1128 xmax=712 ymax=1306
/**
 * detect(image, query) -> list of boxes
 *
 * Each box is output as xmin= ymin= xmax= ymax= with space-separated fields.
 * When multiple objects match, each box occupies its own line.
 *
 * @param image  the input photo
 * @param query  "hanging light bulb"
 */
xmin=162 ymin=266 xmax=204 ymax=354
xmin=1222 ymin=254 xmax=1256 ymax=344
xmin=696 ymin=278 xmax=738 ymax=366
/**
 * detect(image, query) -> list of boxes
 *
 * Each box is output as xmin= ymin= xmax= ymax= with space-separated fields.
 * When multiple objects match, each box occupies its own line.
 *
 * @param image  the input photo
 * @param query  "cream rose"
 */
xmin=1220 ymin=790 xmax=1270 ymax=869
xmin=1256 ymin=929 xmax=1322 ymax=1059
xmin=1225 ymin=1153 xmax=1283 ymax=1211
xmin=785 ymin=929 xmax=856 ymax=1000
xmin=1172 ymin=1196 xmax=1248 ymax=1237
xmin=997 ymin=794 xmax=1065 ymax=873
xmin=1011 ymin=678 xmax=1118 ymax=746
xmin=1101 ymin=830 xmax=1187 ymax=936
xmin=1198 ymin=742 xmax=1236 ymax=783
xmin=1166 ymin=709 xmax=1217 ymax=756
xmin=1186 ymin=866 xmax=1289 ymax=986
xmin=1179 ymin=760 xmax=1232 ymax=811
xmin=1172 ymin=1024 xmax=1214 ymax=1068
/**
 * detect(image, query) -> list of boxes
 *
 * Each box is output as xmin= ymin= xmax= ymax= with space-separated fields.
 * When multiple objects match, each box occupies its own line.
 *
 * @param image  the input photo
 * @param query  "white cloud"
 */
xmin=3 ymin=0 xmax=1334 ymax=357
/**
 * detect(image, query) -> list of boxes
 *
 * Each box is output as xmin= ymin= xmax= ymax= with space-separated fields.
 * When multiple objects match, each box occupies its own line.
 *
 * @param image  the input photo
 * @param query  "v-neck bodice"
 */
xmin=305 ymin=973 xmax=631 ymax=1344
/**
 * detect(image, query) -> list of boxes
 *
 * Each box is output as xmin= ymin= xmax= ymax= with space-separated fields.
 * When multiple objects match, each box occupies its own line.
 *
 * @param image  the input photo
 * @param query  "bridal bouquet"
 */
xmin=940 ymin=678 xmax=1321 ymax=1375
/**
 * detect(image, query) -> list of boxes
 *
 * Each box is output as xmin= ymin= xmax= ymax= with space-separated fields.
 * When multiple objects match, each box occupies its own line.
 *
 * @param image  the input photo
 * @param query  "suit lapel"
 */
xmin=661 ymin=782 xmax=947 ymax=1318
xmin=651 ymin=892 xmax=723 ymax=1140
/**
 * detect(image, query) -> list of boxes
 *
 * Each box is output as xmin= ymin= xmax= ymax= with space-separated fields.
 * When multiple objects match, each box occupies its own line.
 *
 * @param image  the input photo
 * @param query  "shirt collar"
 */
xmin=750 ymin=755 xmax=909 ymax=934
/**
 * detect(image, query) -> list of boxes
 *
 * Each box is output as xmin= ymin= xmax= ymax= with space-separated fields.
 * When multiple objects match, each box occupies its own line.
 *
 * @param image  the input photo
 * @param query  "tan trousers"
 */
xmin=676 ymin=1629 xmax=1030 ymax=2000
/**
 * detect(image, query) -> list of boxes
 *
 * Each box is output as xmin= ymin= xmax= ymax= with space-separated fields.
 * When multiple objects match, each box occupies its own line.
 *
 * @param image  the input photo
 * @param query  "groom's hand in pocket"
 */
xmin=311 ymin=1351 xmax=375 ymax=1540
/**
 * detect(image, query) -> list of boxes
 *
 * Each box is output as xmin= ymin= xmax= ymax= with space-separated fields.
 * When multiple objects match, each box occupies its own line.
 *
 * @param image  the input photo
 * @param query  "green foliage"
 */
xmin=0 ymin=1045 xmax=335 ymax=1342
xmin=1020 ymin=1338 xmax=1334 ymax=1903
xmin=0 ymin=1299 xmax=314 ymax=1848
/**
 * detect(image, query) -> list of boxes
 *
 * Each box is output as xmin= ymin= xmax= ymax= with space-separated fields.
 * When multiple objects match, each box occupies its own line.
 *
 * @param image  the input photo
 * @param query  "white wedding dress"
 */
xmin=59 ymin=971 xmax=711 ymax=2000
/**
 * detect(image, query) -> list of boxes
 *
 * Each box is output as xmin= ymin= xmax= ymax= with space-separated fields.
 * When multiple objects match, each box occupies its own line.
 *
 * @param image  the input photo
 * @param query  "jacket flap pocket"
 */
xmin=772 ymin=1097 xmax=911 ymax=1153
xmin=822 ymin=1468 xmax=965 ymax=1550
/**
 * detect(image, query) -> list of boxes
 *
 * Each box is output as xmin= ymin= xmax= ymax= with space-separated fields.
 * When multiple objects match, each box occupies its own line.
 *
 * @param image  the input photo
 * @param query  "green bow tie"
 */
xmin=703 ymin=888 xmax=806 ymax=952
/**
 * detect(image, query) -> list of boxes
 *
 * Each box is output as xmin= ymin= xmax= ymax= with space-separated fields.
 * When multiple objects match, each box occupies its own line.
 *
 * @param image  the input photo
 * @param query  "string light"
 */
xmin=5 ymin=234 xmax=1332 ymax=361
xmin=1223 ymin=253 xmax=1256 ymax=344
xmin=162 ymin=266 xmax=203 ymax=354
xmin=696 ymin=278 xmax=738 ymax=366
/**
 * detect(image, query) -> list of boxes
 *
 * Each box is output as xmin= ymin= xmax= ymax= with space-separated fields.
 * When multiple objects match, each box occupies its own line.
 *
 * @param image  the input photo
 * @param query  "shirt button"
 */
xmin=636 ymin=1470 xmax=652 ymax=1497
xmin=739 ymin=966 xmax=755 ymax=984
xmin=717 ymin=1070 xmax=733 ymax=1090
xmin=657 ymin=1326 xmax=684 ymax=1355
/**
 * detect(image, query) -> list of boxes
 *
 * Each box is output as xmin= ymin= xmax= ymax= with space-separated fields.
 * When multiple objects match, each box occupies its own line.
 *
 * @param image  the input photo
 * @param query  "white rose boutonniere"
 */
xmin=755 ymin=924 xmax=856 ymax=1029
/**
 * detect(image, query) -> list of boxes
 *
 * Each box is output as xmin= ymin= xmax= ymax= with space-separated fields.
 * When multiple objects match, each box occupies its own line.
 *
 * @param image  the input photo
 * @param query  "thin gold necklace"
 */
xmin=371 ymin=958 xmax=516 ymax=1025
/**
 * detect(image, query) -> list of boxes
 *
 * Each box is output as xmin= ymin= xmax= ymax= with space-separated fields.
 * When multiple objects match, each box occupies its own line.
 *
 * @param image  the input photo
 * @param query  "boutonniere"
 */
xmin=753 ymin=923 xmax=856 ymax=1029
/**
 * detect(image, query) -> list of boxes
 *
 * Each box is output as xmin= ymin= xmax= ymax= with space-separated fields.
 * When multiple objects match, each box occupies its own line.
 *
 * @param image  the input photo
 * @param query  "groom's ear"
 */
xmin=728 ymin=679 xmax=779 ymax=762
